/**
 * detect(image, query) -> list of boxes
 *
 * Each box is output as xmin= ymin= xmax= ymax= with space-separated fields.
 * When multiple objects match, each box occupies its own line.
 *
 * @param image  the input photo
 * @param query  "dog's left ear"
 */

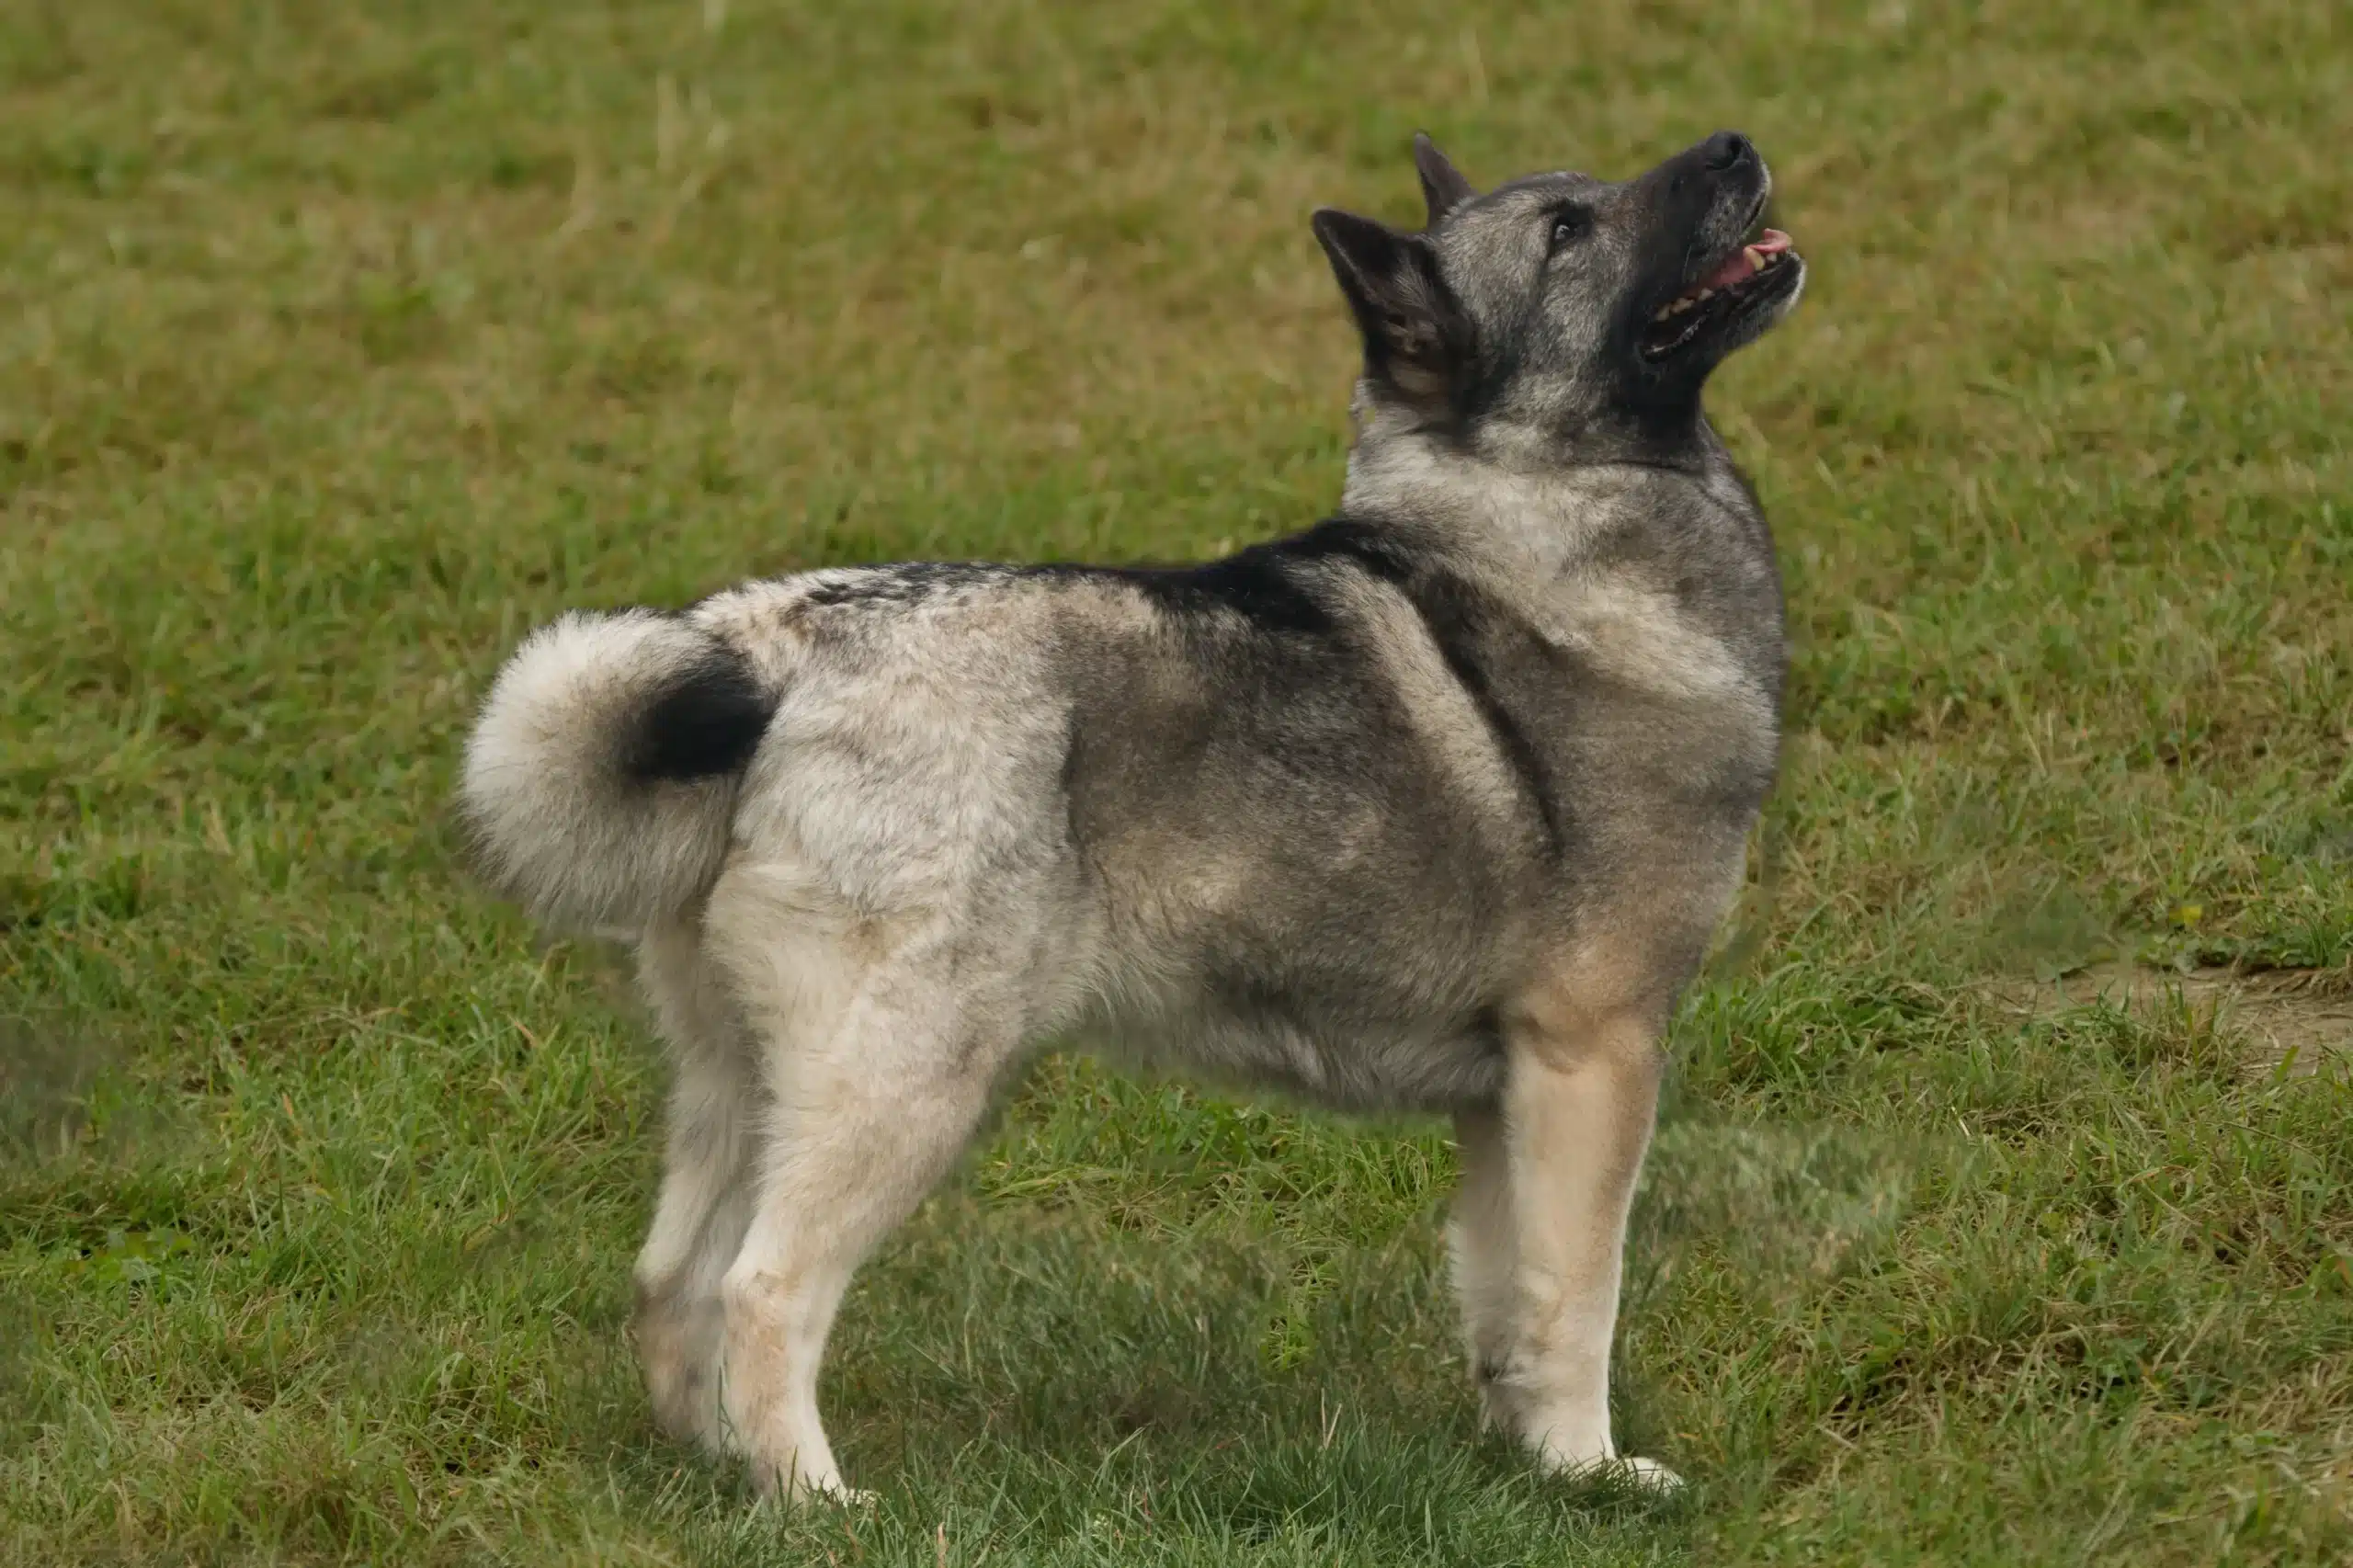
xmin=1312 ymin=208 xmax=1468 ymax=400
xmin=1413 ymin=133 xmax=1476 ymax=228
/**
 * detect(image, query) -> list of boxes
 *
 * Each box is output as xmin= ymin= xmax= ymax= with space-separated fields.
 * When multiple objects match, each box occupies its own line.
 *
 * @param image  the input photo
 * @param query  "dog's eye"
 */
xmin=1548 ymin=208 xmax=1592 ymax=252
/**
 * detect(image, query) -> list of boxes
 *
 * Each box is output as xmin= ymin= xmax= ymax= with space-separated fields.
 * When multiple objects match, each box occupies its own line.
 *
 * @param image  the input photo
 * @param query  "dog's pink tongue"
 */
xmin=1699 ymin=228 xmax=1791 ymax=291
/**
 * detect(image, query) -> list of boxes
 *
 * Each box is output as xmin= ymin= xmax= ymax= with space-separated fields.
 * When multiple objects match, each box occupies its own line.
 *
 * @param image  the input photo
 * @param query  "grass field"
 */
xmin=4 ymin=0 xmax=2350 ymax=1562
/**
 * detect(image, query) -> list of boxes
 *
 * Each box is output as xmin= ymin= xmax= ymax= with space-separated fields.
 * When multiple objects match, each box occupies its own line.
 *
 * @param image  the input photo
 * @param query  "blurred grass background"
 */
xmin=2 ymin=1 xmax=2348 ymax=1562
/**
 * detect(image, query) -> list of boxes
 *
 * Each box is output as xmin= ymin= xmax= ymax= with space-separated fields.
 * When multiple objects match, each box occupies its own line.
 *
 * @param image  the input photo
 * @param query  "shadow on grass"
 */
xmin=572 ymin=1121 xmax=1904 ymax=1563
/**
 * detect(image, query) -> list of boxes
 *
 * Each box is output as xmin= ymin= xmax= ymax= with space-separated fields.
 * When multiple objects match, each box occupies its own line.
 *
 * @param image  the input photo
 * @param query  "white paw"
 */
xmin=807 ymin=1478 xmax=876 ymax=1508
xmin=1540 ymin=1445 xmax=1684 ymax=1494
xmin=754 ymin=1475 xmax=873 ymax=1510
xmin=1614 ymin=1454 xmax=1683 ymax=1492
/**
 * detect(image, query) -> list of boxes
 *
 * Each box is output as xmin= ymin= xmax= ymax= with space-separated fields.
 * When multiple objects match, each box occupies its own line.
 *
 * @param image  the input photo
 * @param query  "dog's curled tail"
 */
xmin=458 ymin=610 xmax=777 ymax=934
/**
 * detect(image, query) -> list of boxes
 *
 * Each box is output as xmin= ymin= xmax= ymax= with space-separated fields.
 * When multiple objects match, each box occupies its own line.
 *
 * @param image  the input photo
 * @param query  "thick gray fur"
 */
xmin=458 ymin=130 xmax=1805 ymax=1500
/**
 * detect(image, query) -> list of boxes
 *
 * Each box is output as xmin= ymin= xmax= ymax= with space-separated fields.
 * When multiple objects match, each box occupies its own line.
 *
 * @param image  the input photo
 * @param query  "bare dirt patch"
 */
xmin=1984 ymin=963 xmax=2353 ymax=1075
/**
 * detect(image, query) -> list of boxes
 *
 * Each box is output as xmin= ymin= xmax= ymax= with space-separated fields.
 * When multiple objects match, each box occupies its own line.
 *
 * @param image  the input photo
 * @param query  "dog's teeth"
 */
xmin=1695 ymin=288 xmax=1714 ymax=301
xmin=1653 ymin=305 xmax=1673 ymax=322
xmin=1745 ymin=244 xmax=1767 ymax=272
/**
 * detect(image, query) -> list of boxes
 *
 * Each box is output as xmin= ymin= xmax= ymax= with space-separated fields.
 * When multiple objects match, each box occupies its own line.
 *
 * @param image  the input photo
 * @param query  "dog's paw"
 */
xmin=748 ymin=1458 xmax=869 ymax=1509
xmin=789 ymin=1470 xmax=875 ymax=1509
xmin=763 ymin=1480 xmax=872 ymax=1508
xmin=817 ymin=1483 xmax=878 ymax=1508
xmin=634 ymin=1286 xmax=728 ymax=1451
xmin=1613 ymin=1455 xmax=1682 ymax=1493
xmin=1540 ymin=1445 xmax=1684 ymax=1494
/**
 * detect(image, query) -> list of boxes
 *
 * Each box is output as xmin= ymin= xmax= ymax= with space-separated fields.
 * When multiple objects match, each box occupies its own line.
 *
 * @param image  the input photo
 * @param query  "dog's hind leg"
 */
xmin=632 ymin=918 xmax=762 ymax=1452
xmin=1490 ymin=942 xmax=1681 ymax=1489
xmin=702 ymin=876 xmax=1027 ymax=1502
xmin=1448 ymin=1103 xmax=1518 ymax=1427
xmin=718 ymin=988 xmax=1008 ymax=1500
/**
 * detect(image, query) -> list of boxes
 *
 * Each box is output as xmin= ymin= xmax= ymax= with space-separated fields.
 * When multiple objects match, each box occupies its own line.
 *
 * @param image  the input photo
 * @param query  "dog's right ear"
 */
xmin=1311 ymin=208 xmax=1467 ymax=401
xmin=1413 ymin=133 xmax=1477 ymax=228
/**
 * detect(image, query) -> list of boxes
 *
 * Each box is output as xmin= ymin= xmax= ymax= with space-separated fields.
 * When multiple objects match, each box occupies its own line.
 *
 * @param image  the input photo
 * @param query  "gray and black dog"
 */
xmin=460 ymin=129 xmax=1803 ymax=1499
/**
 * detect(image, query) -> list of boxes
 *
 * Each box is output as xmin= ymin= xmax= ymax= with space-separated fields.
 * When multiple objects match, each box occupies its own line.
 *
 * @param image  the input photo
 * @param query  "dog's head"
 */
xmin=1313 ymin=131 xmax=1804 ymax=449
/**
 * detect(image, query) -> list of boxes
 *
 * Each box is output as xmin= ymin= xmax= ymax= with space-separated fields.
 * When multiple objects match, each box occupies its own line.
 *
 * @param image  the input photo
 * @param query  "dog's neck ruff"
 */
xmin=1342 ymin=419 xmax=1722 ymax=537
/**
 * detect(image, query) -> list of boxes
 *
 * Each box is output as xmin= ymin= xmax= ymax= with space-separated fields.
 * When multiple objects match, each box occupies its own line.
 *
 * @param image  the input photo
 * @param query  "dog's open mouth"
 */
xmin=1640 ymin=228 xmax=1799 ymax=360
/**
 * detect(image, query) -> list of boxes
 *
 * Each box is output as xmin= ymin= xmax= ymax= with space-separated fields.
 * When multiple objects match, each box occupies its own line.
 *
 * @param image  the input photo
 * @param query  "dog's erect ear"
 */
xmin=1413 ymin=132 xmax=1476 ymax=228
xmin=1312 ymin=208 xmax=1468 ymax=399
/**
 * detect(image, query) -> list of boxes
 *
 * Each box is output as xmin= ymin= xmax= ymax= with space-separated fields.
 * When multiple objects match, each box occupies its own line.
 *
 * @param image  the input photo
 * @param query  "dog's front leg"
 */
xmin=1493 ymin=993 xmax=1677 ymax=1488
xmin=1448 ymin=1104 xmax=1518 ymax=1423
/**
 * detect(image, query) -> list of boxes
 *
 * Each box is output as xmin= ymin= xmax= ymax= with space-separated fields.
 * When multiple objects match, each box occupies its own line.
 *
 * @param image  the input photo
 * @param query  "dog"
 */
xmin=459 ymin=129 xmax=1802 ymax=1499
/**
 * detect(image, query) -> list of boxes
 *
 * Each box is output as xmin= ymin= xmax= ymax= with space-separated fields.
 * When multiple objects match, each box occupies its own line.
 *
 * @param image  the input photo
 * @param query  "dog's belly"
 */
xmin=1086 ymin=1000 xmax=1507 ymax=1116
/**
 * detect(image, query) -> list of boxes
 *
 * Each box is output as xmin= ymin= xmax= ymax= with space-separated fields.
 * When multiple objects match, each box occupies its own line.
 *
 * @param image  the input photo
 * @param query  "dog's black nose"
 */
xmin=1701 ymin=131 xmax=1754 ymax=171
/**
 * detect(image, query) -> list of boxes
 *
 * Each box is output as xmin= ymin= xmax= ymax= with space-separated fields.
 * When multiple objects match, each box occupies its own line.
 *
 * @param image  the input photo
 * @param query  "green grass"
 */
xmin=3 ymin=0 xmax=2350 ymax=1562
